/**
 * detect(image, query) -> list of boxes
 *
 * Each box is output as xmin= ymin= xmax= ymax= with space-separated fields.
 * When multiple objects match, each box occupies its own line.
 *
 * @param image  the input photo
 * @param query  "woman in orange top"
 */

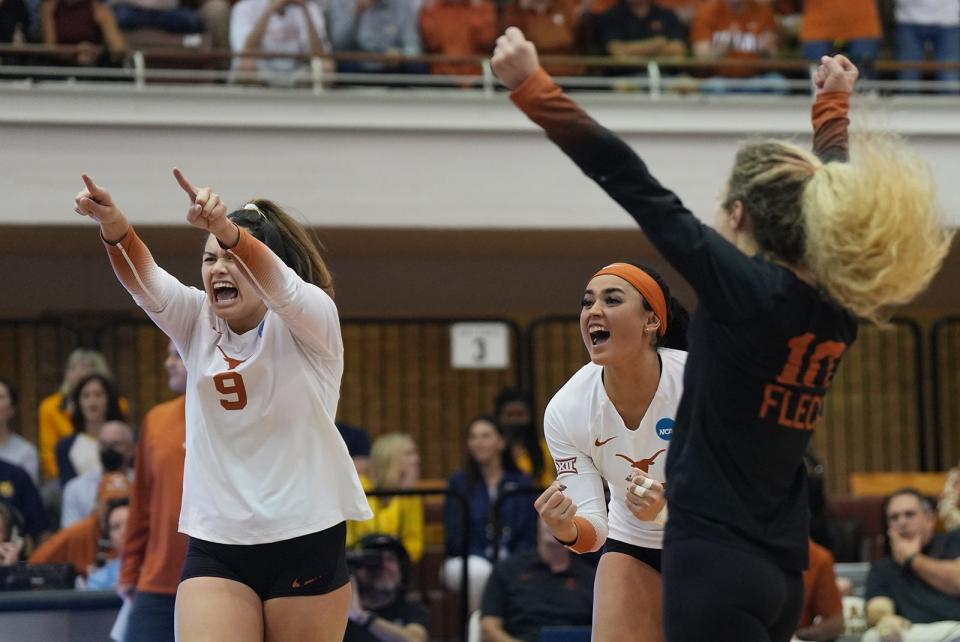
xmin=800 ymin=0 xmax=882 ymax=77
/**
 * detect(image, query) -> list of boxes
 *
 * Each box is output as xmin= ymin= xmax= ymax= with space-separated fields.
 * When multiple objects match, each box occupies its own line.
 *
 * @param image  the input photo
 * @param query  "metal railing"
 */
xmin=3 ymin=44 xmax=960 ymax=95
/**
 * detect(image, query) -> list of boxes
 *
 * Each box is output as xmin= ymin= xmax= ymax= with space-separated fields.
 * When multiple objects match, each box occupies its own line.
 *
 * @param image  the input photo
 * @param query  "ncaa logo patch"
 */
xmin=655 ymin=418 xmax=674 ymax=441
xmin=554 ymin=457 xmax=578 ymax=476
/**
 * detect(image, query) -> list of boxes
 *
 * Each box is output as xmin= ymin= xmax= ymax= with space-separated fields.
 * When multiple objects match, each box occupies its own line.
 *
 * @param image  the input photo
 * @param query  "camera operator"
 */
xmin=345 ymin=534 xmax=430 ymax=642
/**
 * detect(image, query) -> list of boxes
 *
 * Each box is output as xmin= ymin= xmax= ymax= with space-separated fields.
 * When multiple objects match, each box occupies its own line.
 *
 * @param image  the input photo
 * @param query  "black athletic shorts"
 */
xmin=180 ymin=521 xmax=349 ymax=601
xmin=603 ymin=538 xmax=662 ymax=573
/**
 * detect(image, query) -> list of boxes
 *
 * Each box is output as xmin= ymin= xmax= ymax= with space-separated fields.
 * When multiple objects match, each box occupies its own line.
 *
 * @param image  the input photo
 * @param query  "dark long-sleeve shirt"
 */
xmin=511 ymin=68 xmax=857 ymax=571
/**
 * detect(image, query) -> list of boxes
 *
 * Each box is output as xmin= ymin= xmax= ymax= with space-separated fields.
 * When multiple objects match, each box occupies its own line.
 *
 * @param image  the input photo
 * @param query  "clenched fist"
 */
xmin=491 ymin=27 xmax=540 ymax=91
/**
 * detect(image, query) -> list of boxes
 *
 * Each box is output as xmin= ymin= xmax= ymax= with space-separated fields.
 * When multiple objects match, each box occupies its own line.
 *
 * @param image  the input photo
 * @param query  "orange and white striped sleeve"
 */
xmin=104 ymin=227 xmax=204 ymax=353
xmin=226 ymin=228 xmax=343 ymax=360
xmin=543 ymin=401 xmax=609 ymax=554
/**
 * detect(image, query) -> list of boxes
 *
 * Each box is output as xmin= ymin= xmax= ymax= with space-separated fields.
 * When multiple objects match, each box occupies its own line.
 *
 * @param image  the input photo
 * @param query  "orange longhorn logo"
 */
xmin=615 ymin=449 xmax=666 ymax=473
xmin=216 ymin=346 xmax=246 ymax=370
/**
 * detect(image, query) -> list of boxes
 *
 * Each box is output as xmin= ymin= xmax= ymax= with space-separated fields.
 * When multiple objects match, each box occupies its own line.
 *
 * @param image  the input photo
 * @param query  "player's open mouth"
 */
xmin=213 ymin=281 xmax=239 ymax=303
xmin=589 ymin=325 xmax=610 ymax=346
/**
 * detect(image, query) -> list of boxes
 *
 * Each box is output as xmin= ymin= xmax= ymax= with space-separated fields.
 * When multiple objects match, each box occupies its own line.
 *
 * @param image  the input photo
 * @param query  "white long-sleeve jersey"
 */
xmin=106 ymin=227 xmax=372 ymax=544
xmin=544 ymin=348 xmax=686 ymax=552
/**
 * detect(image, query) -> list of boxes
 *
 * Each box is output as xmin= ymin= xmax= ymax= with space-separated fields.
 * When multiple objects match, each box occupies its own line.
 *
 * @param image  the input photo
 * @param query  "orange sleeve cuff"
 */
xmin=510 ymin=67 xmax=558 ymax=112
xmin=568 ymin=515 xmax=598 ymax=554
xmin=812 ymin=92 xmax=850 ymax=132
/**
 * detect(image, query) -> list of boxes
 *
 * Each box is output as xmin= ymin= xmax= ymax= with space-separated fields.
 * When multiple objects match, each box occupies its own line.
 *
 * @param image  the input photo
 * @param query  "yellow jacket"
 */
xmin=346 ymin=475 xmax=424 ymax=563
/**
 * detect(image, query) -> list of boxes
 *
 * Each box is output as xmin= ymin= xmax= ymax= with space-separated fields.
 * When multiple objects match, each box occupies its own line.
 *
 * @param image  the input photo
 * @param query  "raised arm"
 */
xmin=172 ymin=169 xmax=343 ymax=360
xmin=811 ymin=54 xmax=857 ymax=163
xmin=492 ymin=28 xmax=769 ymax=319
xmin=75 ymin=174 xmax=203 ymax=353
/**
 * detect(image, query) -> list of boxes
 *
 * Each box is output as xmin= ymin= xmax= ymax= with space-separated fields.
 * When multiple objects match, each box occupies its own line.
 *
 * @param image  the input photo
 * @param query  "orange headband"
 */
xmin=591 ymin=263 xmax=668 ymax=337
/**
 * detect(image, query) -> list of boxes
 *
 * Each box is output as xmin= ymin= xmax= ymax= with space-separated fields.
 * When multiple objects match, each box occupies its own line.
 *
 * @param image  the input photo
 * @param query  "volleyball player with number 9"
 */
xmin=74 ymin=169 xmax=371 ymax=642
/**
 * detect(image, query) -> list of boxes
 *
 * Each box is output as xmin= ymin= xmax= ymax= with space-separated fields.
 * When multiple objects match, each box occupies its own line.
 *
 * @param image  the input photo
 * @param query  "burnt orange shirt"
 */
xmin=501 ymin=0 xmax=581 ymax=75
xmin=119 ymin=396 xmax=188 ymax=595
xmin=799 ymin=540 xmax=843 ymax=628
xmin=691 ymin=0 xmax=778 ymax=76
xmin=801 ymin=0 xmax=881 ymax=42
xmin=420 ymin=0 xmax=497 ymax=76
xmin=29 ymin=514 xmax=111 ymax=576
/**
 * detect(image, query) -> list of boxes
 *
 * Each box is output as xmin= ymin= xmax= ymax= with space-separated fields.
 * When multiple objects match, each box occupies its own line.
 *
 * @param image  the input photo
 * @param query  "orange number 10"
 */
xmin=214 ymin=372 xmax=248 ymax=410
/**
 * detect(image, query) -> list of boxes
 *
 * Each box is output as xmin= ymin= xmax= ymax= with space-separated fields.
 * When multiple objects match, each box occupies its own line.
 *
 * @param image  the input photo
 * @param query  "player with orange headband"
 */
xmin=533 ymin=260 xmax=689 ymax=642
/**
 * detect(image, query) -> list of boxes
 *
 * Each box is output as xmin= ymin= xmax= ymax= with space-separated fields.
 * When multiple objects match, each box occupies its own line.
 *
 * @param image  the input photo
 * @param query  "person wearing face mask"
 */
xmin=74 ymin=169 xmax=370 ymax=642
xmin=344 ymin=535 xmax=430 ymax=642
xmin=60 ymin=420 xmax=134 ymax=528
xmin=494 ymin=388 xmax=553 ymax=488
xmin=533 ymin=261 xmax=689 ymax=642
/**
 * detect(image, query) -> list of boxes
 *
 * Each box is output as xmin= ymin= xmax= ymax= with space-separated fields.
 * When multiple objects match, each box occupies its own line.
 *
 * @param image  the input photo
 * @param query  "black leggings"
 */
xmin=662 ymin=536 xmax=804 ymax=642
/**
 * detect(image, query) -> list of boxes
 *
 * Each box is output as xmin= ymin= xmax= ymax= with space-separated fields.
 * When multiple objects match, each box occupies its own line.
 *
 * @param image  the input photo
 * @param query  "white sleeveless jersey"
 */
xmin=106 ymin=227 xmax=372 ymax=544
xmin=544 ymin=348 xmax=686 ymax=550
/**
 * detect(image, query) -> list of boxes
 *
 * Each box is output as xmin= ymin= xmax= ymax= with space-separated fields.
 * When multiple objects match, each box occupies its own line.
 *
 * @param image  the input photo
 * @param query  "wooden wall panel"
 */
xmin=933 ymin=318 xmax=960 ymax=471
xmin=336 ymin=321 xmax=521 ymax=480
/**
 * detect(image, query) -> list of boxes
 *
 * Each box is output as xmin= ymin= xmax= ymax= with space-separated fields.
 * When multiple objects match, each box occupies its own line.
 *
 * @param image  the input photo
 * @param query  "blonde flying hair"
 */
xmin=369 ymin=432 xmax=416 ymax=490
xmin=724 ymin=135 xmax=953 ymax=321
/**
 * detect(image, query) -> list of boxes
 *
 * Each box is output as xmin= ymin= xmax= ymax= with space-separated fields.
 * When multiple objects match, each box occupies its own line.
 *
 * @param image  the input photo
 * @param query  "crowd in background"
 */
xmin=0 ymin=0 xmax=958 ymax=89
xmin=2 ymin=345 xmax=960 ymax=641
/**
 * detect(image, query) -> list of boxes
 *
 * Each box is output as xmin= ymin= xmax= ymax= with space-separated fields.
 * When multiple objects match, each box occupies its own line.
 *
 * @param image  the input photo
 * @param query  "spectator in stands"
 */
xmin=796 ymin=539 xmax=845 ymax=642
xmin=442 ymin=416 xmax=537 ymax=612
xmin=110 ymin=0 xmax=229 ymax=50
xmin=54 ymin=373 xmax=124 ymax=487
xmin=0 ymin=459 xmax=49 ymax=545
xmin=864 ymin=489 xmax=960 ymax=634
xmin=29 ymin=471 xmax=131 ymax=577
xmin=38 ymin=348 xmax=124 ymax=483
xmin=939 ymin=464 xmax=960 ymax=531
xmin=800 ymin=0 xmax=882 ymax=79
xmin=0 ymin=378 xmax=38 ymax=485
xmin=338 ymin=422 xmax=373 ymax=477
xmin=481 ymin=517 xmax=595 ymax=642
xmin=230 ymin=0 xmax=330 ymax=79
xmin=500 ymin=0 xmax=583 ymax=76
xmin=494 ymin=387 xmax=553 ymax=488
xmin=595 ymin=0 xmax=686 ymax=60
xmin=327 ymin=0 xmax=426 ymax=74
xmin=0 ymin=0 xmax=29 ymax=44
xmin=347 ymin=433 xmax=425 ymax=563
xmin=84 ymin=497 xmax=129 ymax=590
xmin=345 ymin=534 xmax=430 ymax=642
xmin=419 ymin=0 xmax=497 ymax=77
xmin=691 ymin=0 xmax=786 ymax=92
xmin=0 ymin=501 xmax=23 ymax=566
xmin=894 ymin=0 xmax=960 ymax=92
xmin=39 ymin=0 xmax=127 ymax=66
xmin=61 ymin=420 xmax=133 ymax=528
xmin=118 ymin=340 xmax=188 ymax=642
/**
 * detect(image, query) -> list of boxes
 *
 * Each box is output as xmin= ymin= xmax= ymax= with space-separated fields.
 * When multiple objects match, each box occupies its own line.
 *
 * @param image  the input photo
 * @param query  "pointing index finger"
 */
xmin=172 ymin=167 xmax=198 ymax=201
xmin=81 ymin=173 xmax=102 ymax=196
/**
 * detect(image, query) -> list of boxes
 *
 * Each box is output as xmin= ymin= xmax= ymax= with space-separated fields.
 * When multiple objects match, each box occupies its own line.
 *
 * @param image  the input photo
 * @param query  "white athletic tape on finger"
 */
xmin=632 ymin=484 xmax=647 ymax=498
xmin=641 ymin=477 xmax=655 ymax=490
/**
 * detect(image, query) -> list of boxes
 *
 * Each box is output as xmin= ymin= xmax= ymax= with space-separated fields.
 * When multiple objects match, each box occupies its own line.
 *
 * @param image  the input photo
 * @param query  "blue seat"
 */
xmin=538 ymin=626 xmax=592 ymax=642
